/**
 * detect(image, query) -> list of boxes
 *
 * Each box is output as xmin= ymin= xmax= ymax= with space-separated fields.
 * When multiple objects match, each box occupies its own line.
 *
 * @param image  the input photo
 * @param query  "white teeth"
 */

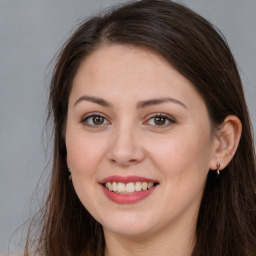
xmin=106 ymin=182 xmax=112 ymax=190
xmin=117 ymin=182 xmax=126 ymax=193
xmin=135 ymin=182 xmax=142 ymax=191
xmin=112 ymin=182 xmax=118 ymax=192
xmin=142 ymin=182 xmax=147 ymax=191
xmin=126 ymin=182 xmax=135 ymax=193
xmin=147 ymin=182 xmax=153 ymax=189
xmin=104 ymin=181 xmax=156 ymax=194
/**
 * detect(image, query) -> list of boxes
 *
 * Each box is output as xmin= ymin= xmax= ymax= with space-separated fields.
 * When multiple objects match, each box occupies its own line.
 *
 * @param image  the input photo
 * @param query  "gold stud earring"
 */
xmin=216 ymin=162 xmax=220 ymax=176
xmin=68 ymin=168 xmax=72 ymax=180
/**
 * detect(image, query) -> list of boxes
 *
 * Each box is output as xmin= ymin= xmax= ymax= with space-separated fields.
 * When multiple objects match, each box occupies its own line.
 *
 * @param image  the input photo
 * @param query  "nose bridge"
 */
xmin=108 ymin=120 xmax=144 ymax=166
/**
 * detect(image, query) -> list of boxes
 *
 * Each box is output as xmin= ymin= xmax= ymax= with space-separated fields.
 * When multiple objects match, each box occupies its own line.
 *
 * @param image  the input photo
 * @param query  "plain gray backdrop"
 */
xmin=0 ymin=0 xmax=255 ymax=254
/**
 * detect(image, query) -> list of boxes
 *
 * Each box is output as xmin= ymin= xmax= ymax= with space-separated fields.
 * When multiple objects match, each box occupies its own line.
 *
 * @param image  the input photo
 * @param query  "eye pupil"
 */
xmin=155 ymin=117 xmax=166 ymax=125
xmin=93 ymin=116 xmax=104 ymax=125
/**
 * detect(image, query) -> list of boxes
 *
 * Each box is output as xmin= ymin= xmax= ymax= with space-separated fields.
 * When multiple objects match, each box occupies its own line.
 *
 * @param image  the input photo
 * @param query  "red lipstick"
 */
xmin=100 ymin=175 xmax=159 ymax=204
xmin=101 ymin=175 xmax=157 ymax=184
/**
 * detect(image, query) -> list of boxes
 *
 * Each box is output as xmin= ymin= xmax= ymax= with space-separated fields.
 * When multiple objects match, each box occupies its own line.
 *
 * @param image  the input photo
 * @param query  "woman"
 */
xmin=25 ymin=0 xmax=256 ymax=255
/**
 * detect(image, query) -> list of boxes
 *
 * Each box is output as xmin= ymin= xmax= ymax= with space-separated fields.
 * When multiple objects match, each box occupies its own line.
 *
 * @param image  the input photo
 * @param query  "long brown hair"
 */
xmin=25 ymin=0 xmax=256 ymax=255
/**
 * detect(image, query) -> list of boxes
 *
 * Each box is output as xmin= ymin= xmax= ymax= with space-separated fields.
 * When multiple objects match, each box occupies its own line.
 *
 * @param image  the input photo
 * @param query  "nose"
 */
xmin=107 ymin=126 xmax=145 ymax=167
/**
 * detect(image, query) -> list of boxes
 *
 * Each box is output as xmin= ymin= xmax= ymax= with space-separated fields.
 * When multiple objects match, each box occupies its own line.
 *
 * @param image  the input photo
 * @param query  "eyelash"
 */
xmin=80 ymin=112 xmax=176 ymax=128
xmin=144 ymin=113 xmax=176 ymax=127
xmin=81 ymin=112 xmax=110 ymax=128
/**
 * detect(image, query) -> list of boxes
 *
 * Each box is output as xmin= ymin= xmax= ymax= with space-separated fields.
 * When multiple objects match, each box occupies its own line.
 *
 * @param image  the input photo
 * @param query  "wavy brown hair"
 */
xmin=24 ymin=0 xmax=256 ymax=255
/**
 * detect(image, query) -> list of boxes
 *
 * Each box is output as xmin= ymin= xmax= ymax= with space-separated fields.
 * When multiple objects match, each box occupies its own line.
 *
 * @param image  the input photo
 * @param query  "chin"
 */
xmin=100 ymin=213 xmax=158 ymax=237
xmin=104 ymin=224 xmax=154 ymax=238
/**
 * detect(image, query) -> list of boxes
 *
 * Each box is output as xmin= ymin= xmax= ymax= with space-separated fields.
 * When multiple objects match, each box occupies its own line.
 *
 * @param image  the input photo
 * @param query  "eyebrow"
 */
xmin=74 ymin=95 xmax=187 ymax=109
xmin=137 ymin=97 xmax=187 ymax=109
xmin=74 ymin=95 xmax=113 ymax=108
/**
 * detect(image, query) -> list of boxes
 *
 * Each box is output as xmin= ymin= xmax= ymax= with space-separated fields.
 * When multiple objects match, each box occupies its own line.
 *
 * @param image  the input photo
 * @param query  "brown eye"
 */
xmin=146 ymin=114 xmax=175 ymax=127
xmin=92 ymin=116 xmax=104 ymax=125
xmin=154 ymin=116 xmax=166 ymax=125
xmin=81 ymin=114 xmax=109 ymax=127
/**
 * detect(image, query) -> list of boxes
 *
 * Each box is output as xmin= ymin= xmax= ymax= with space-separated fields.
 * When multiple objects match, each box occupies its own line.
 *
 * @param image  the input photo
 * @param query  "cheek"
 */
xmin=66 ymin=130 xmax=107 ymax=177
xmin=65 ymin=132 xmax=107 ymax=214
xmin=147 ymin=128 xmax=212 ymax=180
xmin=148 ymin=131 xmax=212 ymax=215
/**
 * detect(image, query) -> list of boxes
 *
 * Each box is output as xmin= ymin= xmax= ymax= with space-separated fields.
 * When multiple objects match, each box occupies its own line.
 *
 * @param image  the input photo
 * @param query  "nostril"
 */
xmin=128 ymin=159 xmax=138 ymax=163
xmin=109 ymin=158 xmax=137 ymax=167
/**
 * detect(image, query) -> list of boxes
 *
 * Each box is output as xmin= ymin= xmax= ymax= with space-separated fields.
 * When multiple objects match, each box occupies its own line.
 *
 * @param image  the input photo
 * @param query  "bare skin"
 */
xmin=65 ymin=45 xmax=242 ymax=256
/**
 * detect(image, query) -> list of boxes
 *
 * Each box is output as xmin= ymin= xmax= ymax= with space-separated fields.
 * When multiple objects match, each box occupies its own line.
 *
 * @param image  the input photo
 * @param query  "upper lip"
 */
xmin=100 ymin=175 xmax=158 ymax=184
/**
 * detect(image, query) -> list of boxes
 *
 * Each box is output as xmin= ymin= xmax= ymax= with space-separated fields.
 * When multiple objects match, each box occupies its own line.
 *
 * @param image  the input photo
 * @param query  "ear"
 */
xmin=209 ymin=115 xmax=242 ymax=171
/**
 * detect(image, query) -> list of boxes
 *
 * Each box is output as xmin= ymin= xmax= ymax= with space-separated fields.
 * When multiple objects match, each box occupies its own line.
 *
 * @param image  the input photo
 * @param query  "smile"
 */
xmin=100 ymin=176 xmax=159 ymax=204
xmin=104 ymin=181 xmax=155 ymax=194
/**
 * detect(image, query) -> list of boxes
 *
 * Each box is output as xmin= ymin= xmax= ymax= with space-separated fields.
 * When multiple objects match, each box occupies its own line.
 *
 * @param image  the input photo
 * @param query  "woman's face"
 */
xmin=66 ymin=45 xmax=216 ymax=238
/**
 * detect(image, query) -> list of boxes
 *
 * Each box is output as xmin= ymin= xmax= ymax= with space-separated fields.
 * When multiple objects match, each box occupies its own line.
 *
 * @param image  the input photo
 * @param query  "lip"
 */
xmin=100 ymin=175 xmax=159 ymax=204
xmin=101 ymin=185 xmax=157 ymax=204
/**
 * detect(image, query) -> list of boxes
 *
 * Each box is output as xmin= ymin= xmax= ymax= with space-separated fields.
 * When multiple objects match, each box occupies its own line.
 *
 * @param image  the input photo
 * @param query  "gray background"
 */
xmin=0 ymin=0 xmax=255 ymax=254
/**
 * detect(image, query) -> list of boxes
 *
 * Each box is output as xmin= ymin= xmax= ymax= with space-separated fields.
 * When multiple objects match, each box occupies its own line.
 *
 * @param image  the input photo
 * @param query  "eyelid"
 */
xmin=80 ymin=112 xmax=175 ymax=128
xmin=144 ymin=113 xmax=176 ymax=127
xmin=80 ymin=112 xmax=111 ymax=127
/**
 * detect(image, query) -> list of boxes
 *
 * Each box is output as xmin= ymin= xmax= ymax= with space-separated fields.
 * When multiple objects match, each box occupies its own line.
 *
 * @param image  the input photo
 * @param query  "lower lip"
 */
xmin=101 ymin=185 xmax=157 ymax=204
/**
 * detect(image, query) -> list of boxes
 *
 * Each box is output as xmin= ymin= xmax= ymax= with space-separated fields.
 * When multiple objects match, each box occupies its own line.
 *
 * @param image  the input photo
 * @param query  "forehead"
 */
xmin=75 ymin=44 xmax=174 ymax=82
xmin=71 ymin=44 xmax=205 ymax=111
